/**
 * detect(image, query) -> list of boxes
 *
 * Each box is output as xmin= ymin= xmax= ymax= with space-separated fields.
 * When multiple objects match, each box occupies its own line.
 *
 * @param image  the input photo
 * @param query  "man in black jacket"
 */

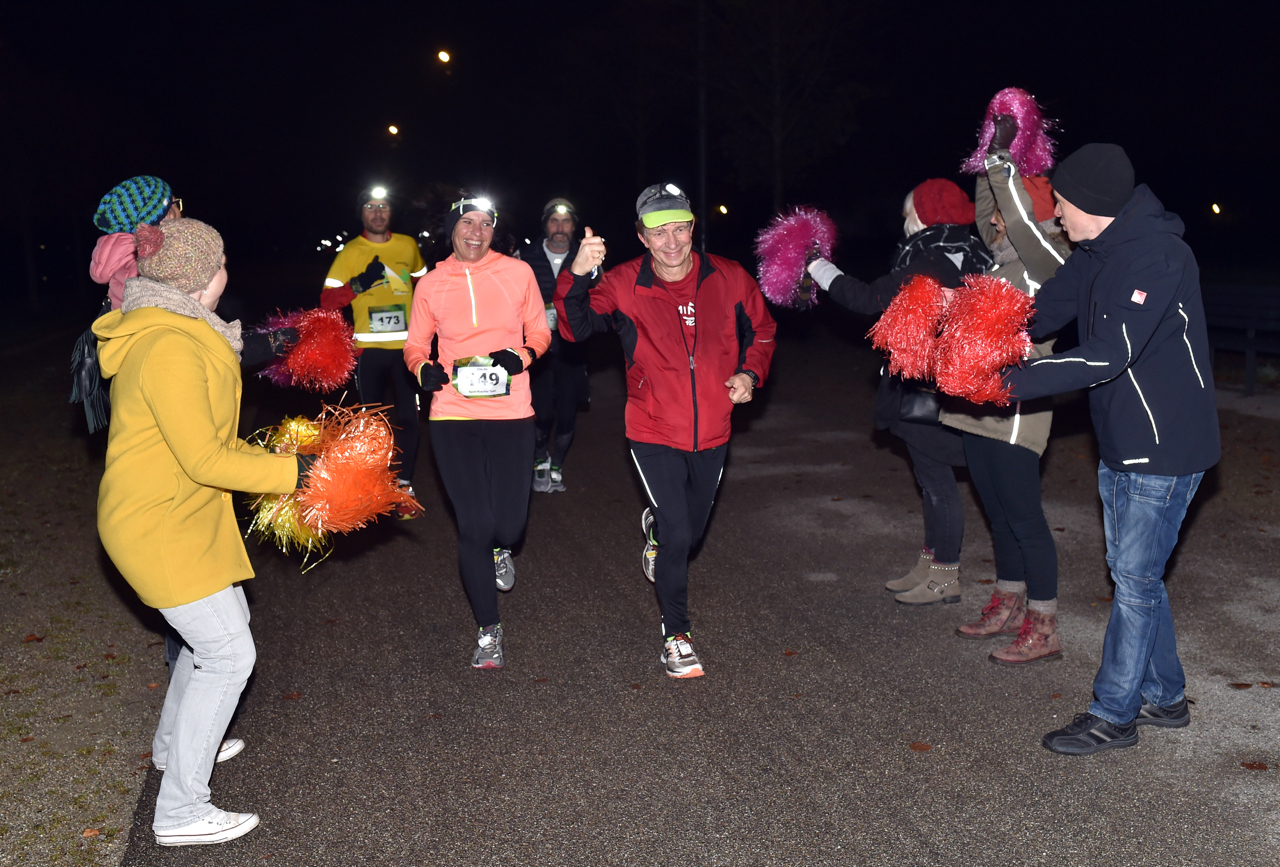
xmin=522 ymin=198 xmax=590 ymax=492
xmin=1000 ymin=144 xmax=1221 ymax=755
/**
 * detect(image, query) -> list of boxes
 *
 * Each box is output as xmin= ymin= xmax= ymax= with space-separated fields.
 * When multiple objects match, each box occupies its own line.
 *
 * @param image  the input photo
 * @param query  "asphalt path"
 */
xmin=119 ymin=319 xmax=1279 ymax=866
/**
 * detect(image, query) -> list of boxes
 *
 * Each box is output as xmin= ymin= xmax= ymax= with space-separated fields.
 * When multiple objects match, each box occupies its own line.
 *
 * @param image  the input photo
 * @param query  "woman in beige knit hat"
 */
xmin=93 ymin=218 xmax=303 ymax=847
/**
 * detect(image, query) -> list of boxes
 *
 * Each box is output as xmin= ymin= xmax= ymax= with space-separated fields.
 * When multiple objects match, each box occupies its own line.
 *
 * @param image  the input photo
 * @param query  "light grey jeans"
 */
xmin=153 ymin=583 xmax=256 ymax=830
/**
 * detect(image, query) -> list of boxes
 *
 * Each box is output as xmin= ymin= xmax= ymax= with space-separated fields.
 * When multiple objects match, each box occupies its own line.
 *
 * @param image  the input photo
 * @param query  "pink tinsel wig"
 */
xmin=961 ymin=87 xmax=1057 ymax=177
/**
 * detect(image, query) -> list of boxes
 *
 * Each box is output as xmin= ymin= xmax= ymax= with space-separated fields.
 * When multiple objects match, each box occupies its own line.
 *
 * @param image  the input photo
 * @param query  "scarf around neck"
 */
xmin=121 ymin=276 xmax=243 ymax=360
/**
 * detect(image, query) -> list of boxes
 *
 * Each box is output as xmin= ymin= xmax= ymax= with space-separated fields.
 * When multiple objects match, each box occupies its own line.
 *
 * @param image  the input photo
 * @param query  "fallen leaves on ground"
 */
xmin=147 ymin=683 xmax=159 ymax=689
xmin=82 ymin=828 xmax=99 ymax=838
xmin=283 ymin=691 xmax=302 ymax=700
xmin=1241 ymin=761 xmax=1269 ymax=771
xmin=23 ymin=634 xmax=44 ymax=643
xmin=1258 ymin=682 xmax=1274 ymax=688
xmin=1229 ymin=683 xmax=1254 ymax=690
xmin=19 ymin=736 xmax=34 ymax=742
xmin=783 ymin=649 xmax=798 ymax=657
xmin=909 ymin=742 xmax=932 ymax=752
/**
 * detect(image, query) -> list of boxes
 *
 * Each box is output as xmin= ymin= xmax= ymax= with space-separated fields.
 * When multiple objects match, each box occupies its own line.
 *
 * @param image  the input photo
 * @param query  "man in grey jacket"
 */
xmin=1000 ymin=143 xmax=1220 ymax=755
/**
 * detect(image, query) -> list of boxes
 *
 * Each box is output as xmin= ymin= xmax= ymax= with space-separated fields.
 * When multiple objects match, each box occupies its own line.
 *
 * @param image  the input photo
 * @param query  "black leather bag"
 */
xmin=896 ymin=376 xmax=941 ymax=425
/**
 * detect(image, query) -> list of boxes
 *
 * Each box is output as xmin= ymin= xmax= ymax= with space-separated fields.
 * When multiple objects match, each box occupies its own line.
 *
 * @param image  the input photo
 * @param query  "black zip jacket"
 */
xmin=1004 ymin=185 xmax=1220 ymax=475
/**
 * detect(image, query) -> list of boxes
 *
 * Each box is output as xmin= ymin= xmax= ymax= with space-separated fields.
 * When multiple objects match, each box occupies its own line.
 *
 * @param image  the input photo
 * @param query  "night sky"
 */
xmin=3 ymin=1 xmax=1272 ymax=325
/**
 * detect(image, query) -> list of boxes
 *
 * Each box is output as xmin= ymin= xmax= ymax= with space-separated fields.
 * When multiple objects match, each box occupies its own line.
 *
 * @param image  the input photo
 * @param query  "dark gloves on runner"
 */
xmin=351 ymin=256 xmax=383 ymax=294
xmin=988 ymin=114 xmax=1017 ymax=153
xmin=488 ymin=348 xmax=529 ymax=376
xmin=417 ymin=361 xmax=450 ymax=393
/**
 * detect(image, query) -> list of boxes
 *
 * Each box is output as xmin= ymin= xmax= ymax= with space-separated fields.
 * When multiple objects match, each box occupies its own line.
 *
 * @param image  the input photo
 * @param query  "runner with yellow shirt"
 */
xmin=321 ymin=186 xmax=428 ymax=517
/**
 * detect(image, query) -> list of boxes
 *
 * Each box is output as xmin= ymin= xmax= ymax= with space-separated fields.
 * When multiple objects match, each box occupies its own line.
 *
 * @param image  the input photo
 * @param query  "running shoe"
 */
xmin=494 ymin=548 xmax=515 ymax=592
xmin=641 ymin=507 xmax=656 ymax=583
xmin=661 ymin=632 xmax=704 ymax=678
xmin=395 ymin=483 xmax=423 ymax=520
xmin=532 ymin=458 xmax=551 ymax=493
xmin=472 ymin=623 xmax=504 ymax=670
xmin=546 ymin=464 xmax=566 ymax=493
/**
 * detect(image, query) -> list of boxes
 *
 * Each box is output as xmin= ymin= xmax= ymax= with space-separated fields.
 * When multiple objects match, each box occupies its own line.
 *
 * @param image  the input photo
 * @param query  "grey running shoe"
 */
xmin=532 ymin=458 xmax=551 ymax=493
xmin=1041 ymin=712 xmax=1138 ymax=755
xmin=641 ymin=508 xmax=656 ymax=583
xmin=472 ymin=624 xmax=504 ymax=670
xmin=546 ymin=464 xmax=566 ymax=493
xmin=494 ymin=548 xmax=515 ymax=592
xmin=661 ymin=632 xmax=704 ymax=678
xmin=1135 ymin=697 xmax=1190 ymax=728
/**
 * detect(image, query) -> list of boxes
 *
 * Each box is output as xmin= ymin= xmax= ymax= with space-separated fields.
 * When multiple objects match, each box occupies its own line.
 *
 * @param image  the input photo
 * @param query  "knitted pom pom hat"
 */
xmin=135 ymin=219 xmax=224 ymax=294
xmin=911 ymin=179 xmax=975 ymax=226
xmin=93 ymin=176 xmax=174 ymax=234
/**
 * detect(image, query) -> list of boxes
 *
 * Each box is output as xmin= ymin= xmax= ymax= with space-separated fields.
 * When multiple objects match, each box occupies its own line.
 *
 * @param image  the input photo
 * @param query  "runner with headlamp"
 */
xmin=403 ymin=195 xmax=551 ymax=670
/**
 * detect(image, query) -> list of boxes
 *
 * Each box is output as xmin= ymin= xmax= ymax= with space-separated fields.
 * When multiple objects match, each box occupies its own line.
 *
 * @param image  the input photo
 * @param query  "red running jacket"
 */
xmin=555 ymin=251 xmax=776 ymax=451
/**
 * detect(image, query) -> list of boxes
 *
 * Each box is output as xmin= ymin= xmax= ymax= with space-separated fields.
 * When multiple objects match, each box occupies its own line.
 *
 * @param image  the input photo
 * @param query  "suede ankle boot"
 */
xmin=989 ymin=609 xmax=1061 ymax=665
xmin=885 ymin=550 xmax=935 ymax=592
xmin=956 ymin=589 xmax=1026 ymax=640
xmin=894 ymin=563 xmax=960 ymax=605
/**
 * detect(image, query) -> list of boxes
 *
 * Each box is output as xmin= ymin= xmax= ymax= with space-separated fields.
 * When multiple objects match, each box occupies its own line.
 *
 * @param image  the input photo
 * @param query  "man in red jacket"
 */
xmin=555 ymin=183 xmax=776 ymax=678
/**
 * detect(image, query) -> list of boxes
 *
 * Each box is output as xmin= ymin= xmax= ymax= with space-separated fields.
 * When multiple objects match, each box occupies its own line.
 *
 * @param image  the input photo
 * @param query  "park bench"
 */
xmin=1201 ymin=283 xmax=1280 ymax=396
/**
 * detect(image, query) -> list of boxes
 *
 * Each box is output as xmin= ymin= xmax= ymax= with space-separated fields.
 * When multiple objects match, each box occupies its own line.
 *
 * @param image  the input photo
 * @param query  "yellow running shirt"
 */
xmin=324 ymin=234 xmax=427 ymax=350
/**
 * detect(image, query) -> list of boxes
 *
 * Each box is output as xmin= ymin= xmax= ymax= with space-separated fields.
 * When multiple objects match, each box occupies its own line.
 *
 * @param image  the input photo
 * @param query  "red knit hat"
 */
xmin=1021 ymin=176 xmax=1057 ymax=223
xmin=911 ymin=179 xmax=974 ymax=226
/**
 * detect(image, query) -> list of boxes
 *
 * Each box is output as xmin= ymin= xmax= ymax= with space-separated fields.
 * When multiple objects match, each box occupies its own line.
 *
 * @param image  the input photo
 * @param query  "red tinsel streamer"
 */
xmin=933 ymin=274 xmax=1034 ymax=406
xmin=257 ymin=308 xmax=356 ymax=391
xmin=753 ymin=207 xmax=838 ymax=308
xmin=867 ymin=275 xmax=946 ymax=380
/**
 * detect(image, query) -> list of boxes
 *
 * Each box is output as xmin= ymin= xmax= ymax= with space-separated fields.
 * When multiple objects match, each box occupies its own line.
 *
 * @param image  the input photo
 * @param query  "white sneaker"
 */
xmin=154 ymin=808 xmax=259 ymax=846
xmin=153 ymin=737 xmax=245 ymax=772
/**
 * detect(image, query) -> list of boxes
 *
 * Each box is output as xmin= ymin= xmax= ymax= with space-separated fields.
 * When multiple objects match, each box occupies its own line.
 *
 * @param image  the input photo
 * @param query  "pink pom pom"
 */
xmin=134 ymin=223 xmax=165 ymax=259
xmin=961 ymin=87 xmax=1057 ymax=178
xmin=754 ymin=207 xmax=838 ymax=307
xmin=933 ymin=274 xmax=1033 ymax=406
xmin=867 ymin=275 xmax=946 ymax=380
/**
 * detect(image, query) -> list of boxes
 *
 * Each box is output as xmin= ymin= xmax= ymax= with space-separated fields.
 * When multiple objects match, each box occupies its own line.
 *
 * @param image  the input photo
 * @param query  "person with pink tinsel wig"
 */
xmin=944 ymin=88 xmax=1074 ymax=666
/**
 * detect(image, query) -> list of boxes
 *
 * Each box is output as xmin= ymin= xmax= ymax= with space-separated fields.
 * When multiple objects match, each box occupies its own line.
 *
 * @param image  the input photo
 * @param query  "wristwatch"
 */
xmin=741 ymin=369 xmax=759 ymax=387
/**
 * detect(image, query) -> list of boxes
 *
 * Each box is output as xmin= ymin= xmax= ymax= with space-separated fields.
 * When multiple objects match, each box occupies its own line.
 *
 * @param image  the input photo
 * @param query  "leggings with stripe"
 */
xmin=629 ymin=440 xmax=728 ymax=637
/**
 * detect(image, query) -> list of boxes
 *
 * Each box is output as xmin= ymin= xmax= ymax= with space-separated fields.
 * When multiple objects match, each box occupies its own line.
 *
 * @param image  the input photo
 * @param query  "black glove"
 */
xmin=295 ymin=453 xmax=319 ymax=489
xmin=988 ymin=114 xmax=1017 ymax=153
xmin=351 ymin=256 xmax=383 ymax=294
xmin=267 ymin=327 xmax=298 ymax=356
xmin=417 ymin=361 xmax=450 ymax=392
xmin=488 ymin=348 xmax=527 ymax=376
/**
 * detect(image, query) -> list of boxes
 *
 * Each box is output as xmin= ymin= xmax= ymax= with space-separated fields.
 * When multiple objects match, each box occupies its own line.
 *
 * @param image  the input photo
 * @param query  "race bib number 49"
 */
xmin=368 ymin=305 xmax=407 ymax=333
xmin=452 ymin=357 xmax=511 ymax=398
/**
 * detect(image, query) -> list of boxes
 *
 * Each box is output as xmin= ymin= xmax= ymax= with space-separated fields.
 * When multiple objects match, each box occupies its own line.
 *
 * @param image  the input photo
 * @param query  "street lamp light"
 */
xmin=388 ymin=125 xmax=399 ymax=135
xmin=438 ymin=51 xmax=450 ymax=63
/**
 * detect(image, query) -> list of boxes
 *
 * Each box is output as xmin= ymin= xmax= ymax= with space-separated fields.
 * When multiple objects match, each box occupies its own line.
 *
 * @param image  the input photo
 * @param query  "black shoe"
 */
xmin=1135 ymin=697 xmax=1190 ymax=728
xmin=1042 ymin=712 xmax=1138 ymax=755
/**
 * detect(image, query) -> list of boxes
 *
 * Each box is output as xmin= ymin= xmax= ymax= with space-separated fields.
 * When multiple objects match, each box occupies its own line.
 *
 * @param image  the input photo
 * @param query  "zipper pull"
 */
xmin=689 ymin=355 xmax=695 ymax=370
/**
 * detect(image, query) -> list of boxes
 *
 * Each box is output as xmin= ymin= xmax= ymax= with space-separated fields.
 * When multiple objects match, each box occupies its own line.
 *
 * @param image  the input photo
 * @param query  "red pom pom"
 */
xmin=264 ymin=308 xmax=356 ymax=391
xmin=933 ymin=274 xmax=1033 ymax=406
xmin=867 ymin=275 xmax=946 ymax=380
xmin=134 ymin=223 xmax=164 ymax=259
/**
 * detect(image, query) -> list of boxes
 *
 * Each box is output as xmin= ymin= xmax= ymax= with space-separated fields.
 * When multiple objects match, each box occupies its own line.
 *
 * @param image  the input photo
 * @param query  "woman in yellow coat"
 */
xmin=93 ymin=218 xmax=300 ymax=847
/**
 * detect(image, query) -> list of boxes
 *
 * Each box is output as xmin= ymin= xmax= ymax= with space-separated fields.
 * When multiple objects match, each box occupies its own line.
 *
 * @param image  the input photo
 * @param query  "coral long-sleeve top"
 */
xmin=403 ymin=249 xmax=551 ymax=421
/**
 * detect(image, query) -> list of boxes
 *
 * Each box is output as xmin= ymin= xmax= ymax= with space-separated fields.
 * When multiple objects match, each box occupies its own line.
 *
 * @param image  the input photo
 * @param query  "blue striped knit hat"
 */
xmin=93 ymin=176 xmax=174 ymax=234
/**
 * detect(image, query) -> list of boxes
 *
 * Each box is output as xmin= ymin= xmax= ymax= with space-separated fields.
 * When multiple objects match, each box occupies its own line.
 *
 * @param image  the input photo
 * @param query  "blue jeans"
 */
xmin=153 ymin=584 xmax=256 ymax=830
xmin=1090 ymin=464 xmax=1203 ymax=725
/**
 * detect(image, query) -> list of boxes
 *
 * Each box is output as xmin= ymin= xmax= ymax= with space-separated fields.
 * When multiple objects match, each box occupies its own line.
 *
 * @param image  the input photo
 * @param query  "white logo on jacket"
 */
xmin=679 ymin=300 xmax=696 ymax=327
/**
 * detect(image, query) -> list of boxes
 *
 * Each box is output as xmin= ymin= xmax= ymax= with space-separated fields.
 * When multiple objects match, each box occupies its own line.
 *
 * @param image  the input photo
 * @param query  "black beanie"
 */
xmin=1049 ymin=144 xmax=1135 ymax=217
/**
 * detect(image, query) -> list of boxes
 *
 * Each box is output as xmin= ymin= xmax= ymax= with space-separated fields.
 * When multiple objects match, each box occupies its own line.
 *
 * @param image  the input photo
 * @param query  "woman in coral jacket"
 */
xmin=93 ymin=219 xmax=302 ymax=847
xmin=402 ymin=196 xmax=551 ymax=671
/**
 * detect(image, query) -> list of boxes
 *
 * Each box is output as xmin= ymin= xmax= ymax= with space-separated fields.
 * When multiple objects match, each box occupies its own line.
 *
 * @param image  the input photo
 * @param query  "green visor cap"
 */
xmin=641 ymin=208 xmax=695 ymax=228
